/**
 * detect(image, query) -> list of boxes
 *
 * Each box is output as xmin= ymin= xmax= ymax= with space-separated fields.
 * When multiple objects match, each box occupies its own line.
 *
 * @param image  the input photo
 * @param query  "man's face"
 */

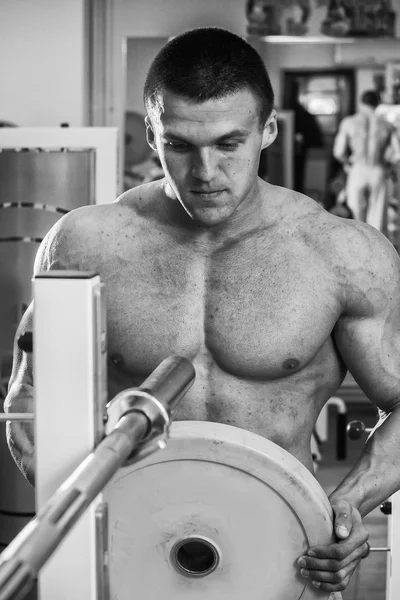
xmin=146 ymin=89 xmax=277 ymax=226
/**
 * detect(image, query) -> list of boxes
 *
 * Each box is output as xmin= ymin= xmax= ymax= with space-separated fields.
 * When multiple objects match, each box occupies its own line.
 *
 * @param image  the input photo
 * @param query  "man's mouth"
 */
xmin=191 ymin=189 xmax=224 ymax=195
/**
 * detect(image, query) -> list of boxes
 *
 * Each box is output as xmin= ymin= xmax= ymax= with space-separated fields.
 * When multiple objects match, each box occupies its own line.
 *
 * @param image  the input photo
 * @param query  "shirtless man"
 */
xmin=333 ymin=89 xmax=400 ymax=235
xmin=5 ymin=28 xmax=400 ymax=598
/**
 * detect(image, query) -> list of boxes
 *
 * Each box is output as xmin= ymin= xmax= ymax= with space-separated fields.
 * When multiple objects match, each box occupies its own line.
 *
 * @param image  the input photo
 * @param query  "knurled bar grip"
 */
xmin=0 ymin=355 xmax=195 ymax=600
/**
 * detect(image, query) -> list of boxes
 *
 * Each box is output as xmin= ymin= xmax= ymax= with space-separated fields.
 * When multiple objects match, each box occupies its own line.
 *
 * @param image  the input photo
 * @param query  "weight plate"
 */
xmin=105 ymin=421 xmax=334 ymax=599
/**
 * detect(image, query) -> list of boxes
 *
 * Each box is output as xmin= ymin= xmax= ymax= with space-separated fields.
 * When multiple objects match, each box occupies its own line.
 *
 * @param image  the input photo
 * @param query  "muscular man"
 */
xmin=333 ymin=89 xmax=400 ymax=235
xmin=5 ymin=28 xmax=400 ymax=598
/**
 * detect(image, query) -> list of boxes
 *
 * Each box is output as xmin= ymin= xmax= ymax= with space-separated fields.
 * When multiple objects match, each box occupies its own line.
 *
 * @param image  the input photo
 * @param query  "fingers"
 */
xmin=363 ymin=541 xmax=371 ymax=559
xmin=298 ymin=546 xmax=369 ymax=592
xmin=298 ymin=539 xmax=370 ymax=571
xmin=297 ymin=500 xmax=370 ymax=592
xmin=305 ymin=509 xmax=368 ymax=563
xmin=305 ymin=532 xmax=369 ymax=564
xmin=300 ymin=560 xmax=355 ymax=593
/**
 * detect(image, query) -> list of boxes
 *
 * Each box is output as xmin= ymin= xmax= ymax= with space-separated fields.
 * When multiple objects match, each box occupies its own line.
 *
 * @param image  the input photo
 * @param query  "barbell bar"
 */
xmin=0 ymin=414 xmax=34 ymax=422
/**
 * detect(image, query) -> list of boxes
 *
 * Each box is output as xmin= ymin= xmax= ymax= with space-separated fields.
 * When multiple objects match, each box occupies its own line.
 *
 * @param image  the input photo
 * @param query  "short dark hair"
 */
xmin=144 ymin=27 xmax=274 ymax=125
xmin=360 ymin=90 xmax=380 ymax=108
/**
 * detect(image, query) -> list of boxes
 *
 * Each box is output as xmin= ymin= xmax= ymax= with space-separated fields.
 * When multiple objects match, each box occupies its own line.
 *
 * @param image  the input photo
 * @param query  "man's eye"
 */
xmin=167 ymin=142 xmax=189 ymax=151
xmin=219 ymin=142 xmax=239 ymax=150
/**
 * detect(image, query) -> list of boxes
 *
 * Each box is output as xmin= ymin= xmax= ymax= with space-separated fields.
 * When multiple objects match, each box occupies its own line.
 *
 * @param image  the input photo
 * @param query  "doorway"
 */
xmin=283 ymin=68 xmax=356 ymax=207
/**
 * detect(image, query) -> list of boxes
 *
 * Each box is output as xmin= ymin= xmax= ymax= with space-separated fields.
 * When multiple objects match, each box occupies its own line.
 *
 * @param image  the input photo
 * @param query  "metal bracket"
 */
xmin=105 ymin=389 xmax=170 ymax=465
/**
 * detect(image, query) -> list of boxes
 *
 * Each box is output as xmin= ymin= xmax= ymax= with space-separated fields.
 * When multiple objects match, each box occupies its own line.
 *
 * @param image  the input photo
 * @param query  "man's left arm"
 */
xmin=298 ymin=221 xmax=400 ymax=594
xmin=333 ymin=118 xmax=350 ymax=166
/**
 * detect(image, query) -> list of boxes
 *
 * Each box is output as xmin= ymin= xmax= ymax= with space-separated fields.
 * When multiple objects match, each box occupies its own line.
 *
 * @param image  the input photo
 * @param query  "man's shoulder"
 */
xmin=34 ymin=204 xmax=113 ymax=272
xmin=330 ymin=218 xmax=396 ymax=263
xmin=48 ymin=180 xmax=163 ymax=239
xmin=34 ymin=191 xmax=145 ymax=273
xmin=44 ymin=203 xmax=119 ymax=243
xmin=309 ymin=211 xmax=395 ymax=263
xmin=285 ymin=196 xmax=398 ymax=278
xmin=319 ymin=216 xmax=400 ymax=299
xmin=339 ymin=114 xmax=355 ymax=130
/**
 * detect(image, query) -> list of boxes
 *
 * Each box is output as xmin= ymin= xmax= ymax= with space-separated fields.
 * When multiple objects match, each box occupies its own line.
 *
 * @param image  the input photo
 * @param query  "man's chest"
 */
xmin=99 ymin=239 xmax=341 ymax=379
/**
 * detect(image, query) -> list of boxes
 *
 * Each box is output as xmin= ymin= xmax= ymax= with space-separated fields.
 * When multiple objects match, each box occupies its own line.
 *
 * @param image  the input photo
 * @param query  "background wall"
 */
xmin=120 ymin=0 xmax=400 ymax=121
xmin=2 ymin=1 xmax=400 ymax=135
xmin=0 ymin=0 xmax=87 ymax=126
xmin=260 ymin=38 xmax=400 ymax=107
xmin=125 ymin=37 xmax=167 ymax=114
xmin=110 ymin=0 xmax=248 ymax=131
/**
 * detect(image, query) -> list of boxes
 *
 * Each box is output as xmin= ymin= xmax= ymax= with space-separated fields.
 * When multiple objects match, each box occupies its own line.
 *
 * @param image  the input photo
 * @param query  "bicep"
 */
xmin=5 ymin=304 xmax=35 ymax=469
xmin=334 ymin=311 xmax=400 ymax=411
xmin=334 ymin=228 xmax=400 ymax=411
xmin=7 ymin=302 xmax=34 ymax=400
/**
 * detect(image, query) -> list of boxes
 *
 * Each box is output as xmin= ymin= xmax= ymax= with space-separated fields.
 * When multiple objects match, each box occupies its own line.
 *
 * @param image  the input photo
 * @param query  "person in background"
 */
xmin=333 ymin=89 xmax=400 ymax=236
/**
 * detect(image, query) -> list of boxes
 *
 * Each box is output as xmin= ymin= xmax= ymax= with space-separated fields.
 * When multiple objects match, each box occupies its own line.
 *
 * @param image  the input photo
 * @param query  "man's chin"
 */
xmin=186 ymin=206 xmax=237 ymax=227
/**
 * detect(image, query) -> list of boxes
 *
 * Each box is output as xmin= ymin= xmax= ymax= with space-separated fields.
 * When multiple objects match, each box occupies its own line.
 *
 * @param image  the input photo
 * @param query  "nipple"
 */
xmin=110 ymin=354 xmax=125 ymax=369
xmin=283 ymin=358 xmax=300 ymax=371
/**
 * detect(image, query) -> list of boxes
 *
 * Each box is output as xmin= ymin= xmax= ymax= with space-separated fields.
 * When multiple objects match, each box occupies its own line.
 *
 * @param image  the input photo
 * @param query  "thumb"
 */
xmin=331 ymin=499 xmax=353 ymax=540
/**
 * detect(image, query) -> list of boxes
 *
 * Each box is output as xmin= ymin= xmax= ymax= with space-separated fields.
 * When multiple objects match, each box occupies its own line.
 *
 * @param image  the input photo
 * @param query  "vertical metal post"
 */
xmin=34 ymin=271 xmax=108 ymax=600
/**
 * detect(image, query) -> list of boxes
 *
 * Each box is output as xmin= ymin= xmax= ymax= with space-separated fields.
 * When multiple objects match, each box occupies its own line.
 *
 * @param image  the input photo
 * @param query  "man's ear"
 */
xmin=145 ymin=116 xmax=157 ymax=152
xmin=261 ymin=109 xmax=278 ymax=150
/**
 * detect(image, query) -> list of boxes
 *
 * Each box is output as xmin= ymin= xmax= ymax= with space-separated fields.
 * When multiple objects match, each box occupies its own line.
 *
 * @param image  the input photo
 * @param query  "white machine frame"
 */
xmin=0 ymin=127 xmax=118 ymax=205
xmin=34 ymin=273 xmax=107 ymax=599
xmin=387 ymin=492 xmax=400 ymax=600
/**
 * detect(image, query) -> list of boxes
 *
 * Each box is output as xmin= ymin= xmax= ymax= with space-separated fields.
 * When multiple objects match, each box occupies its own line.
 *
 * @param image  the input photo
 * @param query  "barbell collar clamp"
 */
xmin=109 ymin=390 xmax=170 ymax=465
xmin=106 ymin=355 xmax=195 ymax=466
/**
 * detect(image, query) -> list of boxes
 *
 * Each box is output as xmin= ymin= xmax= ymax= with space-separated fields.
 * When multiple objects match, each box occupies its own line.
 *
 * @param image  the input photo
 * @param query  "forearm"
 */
xmin=333 ymin=131 xmax=348 ymax=164
xmin=329 ymin=404 xmax=400 ymax=517
xmin=4 ymin=383 xmax=35 ymax=486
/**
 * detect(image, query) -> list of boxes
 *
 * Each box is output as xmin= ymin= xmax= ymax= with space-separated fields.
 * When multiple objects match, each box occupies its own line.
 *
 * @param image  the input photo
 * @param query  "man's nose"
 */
xmin=191 ymin=148 xmax=218 ymax=181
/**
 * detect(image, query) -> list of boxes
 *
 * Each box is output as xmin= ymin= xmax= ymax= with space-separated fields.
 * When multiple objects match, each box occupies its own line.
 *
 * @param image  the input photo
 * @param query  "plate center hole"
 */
xmin=173 ymin=538 xmax=219 ymax=576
